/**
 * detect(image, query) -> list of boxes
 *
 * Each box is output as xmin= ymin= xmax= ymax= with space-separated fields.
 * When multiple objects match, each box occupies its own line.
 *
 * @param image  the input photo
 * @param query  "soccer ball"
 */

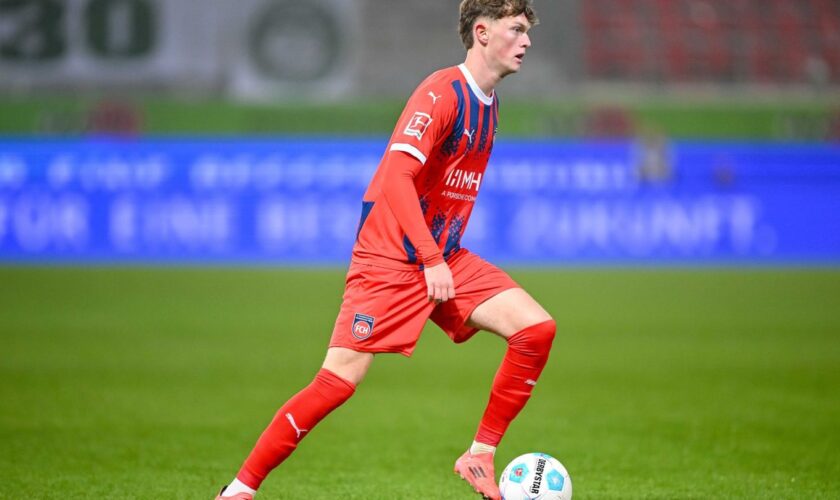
xmin=499 ymin=452 xmax=572 ymax=500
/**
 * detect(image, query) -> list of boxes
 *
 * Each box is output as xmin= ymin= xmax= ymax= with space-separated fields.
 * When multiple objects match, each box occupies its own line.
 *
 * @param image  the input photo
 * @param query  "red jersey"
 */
xmin=352 ymin=64 xmax=499 ymax=270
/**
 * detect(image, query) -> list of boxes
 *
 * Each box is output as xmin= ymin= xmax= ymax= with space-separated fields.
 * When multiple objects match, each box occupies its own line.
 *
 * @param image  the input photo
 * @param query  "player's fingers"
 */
xmin=440 ymin=283 xmax=453 ymax=303
xmin=435 ymin=284 xmax=445 ymax=302
xmin=448 ymin=283 xmax=456 ymax=299
xmin=427 ymin=281 xmax=435 ymax=301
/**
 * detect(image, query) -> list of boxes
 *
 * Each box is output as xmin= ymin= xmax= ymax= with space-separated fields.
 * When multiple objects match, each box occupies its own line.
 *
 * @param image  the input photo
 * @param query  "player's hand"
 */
xmin=424 ymin=262 xmax=455 ymax=303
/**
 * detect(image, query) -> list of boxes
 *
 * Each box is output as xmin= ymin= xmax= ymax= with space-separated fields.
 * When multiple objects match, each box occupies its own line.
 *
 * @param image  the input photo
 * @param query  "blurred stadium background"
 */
xmin=1 ymin=0 xmax=839 ymax=138
xmin=1 ymin=1 xmax=839 ymax=498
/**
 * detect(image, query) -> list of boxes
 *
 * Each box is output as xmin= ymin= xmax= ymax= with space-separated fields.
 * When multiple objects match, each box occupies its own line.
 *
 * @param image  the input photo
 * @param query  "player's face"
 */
xmin=486 ymin=14 xmax=532 ymax=76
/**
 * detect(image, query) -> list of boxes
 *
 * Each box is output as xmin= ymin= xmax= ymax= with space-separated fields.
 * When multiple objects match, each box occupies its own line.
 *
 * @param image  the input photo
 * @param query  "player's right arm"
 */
xmin=380 ymin=152 xmax=443 ymax=267
xmin=423 ymin=261 xmax=455 ymax=303
xmin=379 ymin=153 xmax=455 ymax=302
xmin=378 ymin=77 xmax=457 ymax=302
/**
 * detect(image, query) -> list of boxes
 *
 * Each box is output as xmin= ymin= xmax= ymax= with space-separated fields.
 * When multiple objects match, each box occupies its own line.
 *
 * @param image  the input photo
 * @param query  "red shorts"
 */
xmin=329 ymin=249 xmax=519 ymax=356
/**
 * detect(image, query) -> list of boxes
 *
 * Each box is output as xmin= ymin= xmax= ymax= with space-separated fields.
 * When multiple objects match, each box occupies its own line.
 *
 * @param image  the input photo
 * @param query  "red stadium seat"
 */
xmin=580 ymin=0 xmax=840 ymax=84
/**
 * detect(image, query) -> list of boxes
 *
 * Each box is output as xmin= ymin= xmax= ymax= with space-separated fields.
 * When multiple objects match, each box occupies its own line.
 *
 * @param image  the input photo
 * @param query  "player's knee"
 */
xmin=322 ymin=347 xmax=374 ymax=386
xmin=509 ymin=319 xmax=556 ymax=357
xmin=530 ymin=318 xmax=556 ymax=353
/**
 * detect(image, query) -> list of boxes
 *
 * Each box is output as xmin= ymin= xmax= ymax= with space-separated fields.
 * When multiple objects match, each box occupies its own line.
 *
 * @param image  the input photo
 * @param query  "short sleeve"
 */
xmin=389 ymin=81 xmax=455 ymax=165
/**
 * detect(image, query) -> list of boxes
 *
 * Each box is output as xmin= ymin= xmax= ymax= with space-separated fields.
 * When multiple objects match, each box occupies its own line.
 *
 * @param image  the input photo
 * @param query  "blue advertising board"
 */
xmin=0 ymin=138 xmax=838 ymax=265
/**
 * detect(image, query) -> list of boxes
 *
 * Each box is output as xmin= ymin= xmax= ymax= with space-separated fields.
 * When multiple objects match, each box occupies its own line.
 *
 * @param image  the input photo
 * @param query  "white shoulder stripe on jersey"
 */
xmin=390 ymin=143 xmax=428 ymax=165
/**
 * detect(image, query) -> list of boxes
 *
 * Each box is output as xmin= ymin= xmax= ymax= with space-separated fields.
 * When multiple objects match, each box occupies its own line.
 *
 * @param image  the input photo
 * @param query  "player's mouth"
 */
xmin=514 ymin=53 xmax=525 ymax=64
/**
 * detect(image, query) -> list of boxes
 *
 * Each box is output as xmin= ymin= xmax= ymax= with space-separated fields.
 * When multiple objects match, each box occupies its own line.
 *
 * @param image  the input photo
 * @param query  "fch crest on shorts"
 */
xmin=351 ymin=313 xmax=375 ymax=340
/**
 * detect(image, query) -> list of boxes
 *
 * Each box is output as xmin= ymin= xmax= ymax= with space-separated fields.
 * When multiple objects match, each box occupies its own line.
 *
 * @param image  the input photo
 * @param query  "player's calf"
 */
xmin=476 ymin=319 xmax=556 ymax=446
xmin=228 ymin=368 xmax=356 ymax=494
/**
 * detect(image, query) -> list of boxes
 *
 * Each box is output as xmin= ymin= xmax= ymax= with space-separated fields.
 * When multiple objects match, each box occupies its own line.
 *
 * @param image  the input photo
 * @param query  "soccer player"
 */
xmin=217 ymin=1 xmax=552 ymax=499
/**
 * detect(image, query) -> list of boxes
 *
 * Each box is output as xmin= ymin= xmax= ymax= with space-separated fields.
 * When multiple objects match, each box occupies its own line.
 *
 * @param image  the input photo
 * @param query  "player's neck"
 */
xmin=462 ymin=52 xmax=502 ymax=97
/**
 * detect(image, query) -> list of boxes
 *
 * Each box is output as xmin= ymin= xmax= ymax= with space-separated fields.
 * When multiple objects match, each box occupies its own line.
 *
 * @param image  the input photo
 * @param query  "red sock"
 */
xmin=236 ymin=368 xmax=356 ymax=489
xmin=475 ymin=319 xmax=556 ymax=446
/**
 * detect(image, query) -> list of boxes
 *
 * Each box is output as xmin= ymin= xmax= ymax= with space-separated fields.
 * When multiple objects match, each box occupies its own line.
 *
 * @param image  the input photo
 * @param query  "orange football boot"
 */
xmin=214 ymin=486 xmax=253 ymax=500
xmin=454 ymin=450 xmax=501 ymax=500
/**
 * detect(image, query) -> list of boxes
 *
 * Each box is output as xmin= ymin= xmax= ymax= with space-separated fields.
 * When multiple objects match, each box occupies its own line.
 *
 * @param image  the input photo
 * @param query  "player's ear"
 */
xmin=474 ymin=21 xmax=490 ymax=47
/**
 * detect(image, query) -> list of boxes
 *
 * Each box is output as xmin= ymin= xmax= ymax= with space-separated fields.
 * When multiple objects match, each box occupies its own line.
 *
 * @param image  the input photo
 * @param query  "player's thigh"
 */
xmin=467 ymin=288 xmax=552 ymax=339
xmin=322 ymin=347 xmax=374 ymax=386
xmin=330 ymin=263 xmax=432 ymax=357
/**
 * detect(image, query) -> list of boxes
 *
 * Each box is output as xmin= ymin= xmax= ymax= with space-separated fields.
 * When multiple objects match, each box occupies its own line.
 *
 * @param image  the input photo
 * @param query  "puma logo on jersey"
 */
xmin=285 ymin=412 xmax=308 ymax=439
xmin=428 ymin=91 xmax=442 ymax=104
xmin=525 ymin=379 xmax=538 ymax=386
xmin=463 ymin=129 xmax=475 ymax=141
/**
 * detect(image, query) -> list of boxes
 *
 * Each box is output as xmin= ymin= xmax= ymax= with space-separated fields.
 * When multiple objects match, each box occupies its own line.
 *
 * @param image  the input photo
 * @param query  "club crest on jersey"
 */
xmin=404 ymin=112 xmax=433 ymax=140
xmin=351 ymin=313 xmax=375 ymax=340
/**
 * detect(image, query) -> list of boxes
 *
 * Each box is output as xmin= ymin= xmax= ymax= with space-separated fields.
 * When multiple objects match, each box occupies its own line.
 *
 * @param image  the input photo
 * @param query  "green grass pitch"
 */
xmin=1 ymin=267 xmax=839 ymax=499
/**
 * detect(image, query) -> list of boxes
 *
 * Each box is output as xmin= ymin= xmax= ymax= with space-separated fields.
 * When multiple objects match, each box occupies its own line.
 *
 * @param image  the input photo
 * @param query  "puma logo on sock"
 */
xmin=285 ymin=413 xmax=308 ymax=439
